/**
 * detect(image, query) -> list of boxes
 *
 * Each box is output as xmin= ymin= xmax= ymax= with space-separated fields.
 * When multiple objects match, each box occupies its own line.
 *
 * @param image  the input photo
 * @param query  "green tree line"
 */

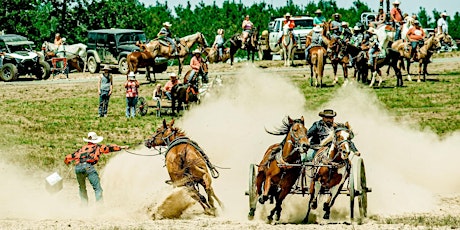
xmin=1 ymin=0 xmax=458 ymax=48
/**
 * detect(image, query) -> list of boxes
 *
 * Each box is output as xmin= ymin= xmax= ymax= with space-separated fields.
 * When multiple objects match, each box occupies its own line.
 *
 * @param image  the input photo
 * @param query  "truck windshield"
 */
xmin=294 ymin=20 xmax=314 ymax=29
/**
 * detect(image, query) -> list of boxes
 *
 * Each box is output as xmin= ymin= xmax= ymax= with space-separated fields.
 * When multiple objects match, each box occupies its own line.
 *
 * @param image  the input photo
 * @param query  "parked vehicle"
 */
xmin=258 ymin=15 xmax=314 ymax=60
xmin=86 ymin=29 xmax=168 ymax=74
xmin=0 ymin=34 xmax=50 ymax=81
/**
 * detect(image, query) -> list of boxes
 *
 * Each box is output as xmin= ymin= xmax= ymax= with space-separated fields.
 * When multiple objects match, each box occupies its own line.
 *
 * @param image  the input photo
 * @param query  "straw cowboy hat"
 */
xmin=284 ymin=12 xmax=291 ymax=18
xmin=169 ymin=72 xmax=177 ymax=78
xmin=128 ymin=71 xmax=136 ymax=79
xmin=83 ymin=132 xmax=103 ymax=143
xmin=313 ymin=25 xmax=322 ymax=32
xmin=315 ymin=9 xmax=322 ymax=14
xmin=333 ymin=13 xmax=341 ymax=18
xmin=341 ymin=21 xmax=349 ymax=26
xmin=192 ymin=48 xmax=201 ymax=54
xmin=163 ymin=22 xmax=172 ymax=27
xmin=441 ymin=12 xmax=447 ymax=17
xmin=102 ymin=65 xmax=110 ymax=71
xmin=367 ymin=27 xmax=375 ymax=33
xmin=319 ymin=109 xmax=337 ymax=118
xmin=353 ymin=25 xmax=361 ymax=31
xmin=392 ymin=0 xmax=400 ymax=5
xmin=413 ymin=20 xmax=420 ymax=25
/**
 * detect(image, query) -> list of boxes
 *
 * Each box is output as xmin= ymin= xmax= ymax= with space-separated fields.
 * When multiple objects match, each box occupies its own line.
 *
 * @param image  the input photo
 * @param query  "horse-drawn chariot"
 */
xmin=245 ymin=118 xmax=371 ymax=223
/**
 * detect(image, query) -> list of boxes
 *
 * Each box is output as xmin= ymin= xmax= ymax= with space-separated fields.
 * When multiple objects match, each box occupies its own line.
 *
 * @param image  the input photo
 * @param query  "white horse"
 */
xmin=280 ymin=24 xmax=296 ymax=67
xmin=374 ymin=25 xmax=395 ymax=51
xmin=42 ymin=41 xmax=87 ymax=60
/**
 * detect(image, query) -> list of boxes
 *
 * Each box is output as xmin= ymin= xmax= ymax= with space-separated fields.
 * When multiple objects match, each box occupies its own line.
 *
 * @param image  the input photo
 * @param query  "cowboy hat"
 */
xmin=353 ymin=25 xmax=361 ymax=31
xmin=441 ymin=12 xmax=447 ymax=16
xmin=392 ymin=0 xmax=400 ymax=5
xmin=192 ymin=48 xmax=201 ymax=54
xmin=341 ymin=21 xmax=349 ymax=26
xmin=83 ymin=132 xmax=103 ymax=143
xmin=128 ymin=71 xmax=136 ymax=79
xmin=319 ymin=109 xmax=337 ymax=118
xmin=102 ymin=65 xmax=110 ymax=71
xmin=169 ymin=72 xmax=177 ymax=78
xmin=333 ymin=13 xmax=341 ymax=17
xmin=163 ymin=22 xmax=172 ymax=27
xmin=413 ymin=20 xmax=420 ymax=25
xmin=284 ymin=12 xmax=291 ymax=17
xmin=367 ymin=27 xmax=375 ymax=33
xmin=315 ymin=9 xmax=322 ymax=14
xmin=313 ymin=25 xmax=322 ymax=32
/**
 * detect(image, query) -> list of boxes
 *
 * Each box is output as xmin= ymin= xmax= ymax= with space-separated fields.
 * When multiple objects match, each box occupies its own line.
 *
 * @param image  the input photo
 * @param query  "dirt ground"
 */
xmin=1 ymin=56 xmax=460 ymax=229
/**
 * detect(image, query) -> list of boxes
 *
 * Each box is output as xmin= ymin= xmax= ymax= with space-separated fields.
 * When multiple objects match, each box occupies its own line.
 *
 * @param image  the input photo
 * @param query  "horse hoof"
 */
xmin=311 ymin=201 xmax=317 ymax=210
xmin=258 ymin=196 xmax=268 ymax=204
xmin=323 ymin=203 xmax=329 ymax=212
xmin=323 ymin=212 xmax=330 ymax=219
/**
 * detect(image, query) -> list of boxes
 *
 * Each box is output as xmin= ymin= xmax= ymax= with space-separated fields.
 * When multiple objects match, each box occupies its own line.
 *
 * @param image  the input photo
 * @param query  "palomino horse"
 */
xmin=228 ymin=28 xmax=259 ymax=66
xmin=202 ymin=47 xmax=230 ymax=63
xmin=393 ymin=35 xmax=441 ymax=82
xmin=144 ymin=119 xmax=222 ymax=215
xmin=309 ymin=45 xmax=326 ymax=87
xmin=248 ymin=116 xmax=309 ymax=222
xmin=281 ymin=25 xmax=296 ymax=67
xmin=127 ymin=43 xmax=157 ymax=82
xmin=145 ymin=32 xmax=208 ymax=75
xmin=303 ymin=122 xmax=355 ymax=223
xmin=41 ymin=41 xmax=87 ymax=72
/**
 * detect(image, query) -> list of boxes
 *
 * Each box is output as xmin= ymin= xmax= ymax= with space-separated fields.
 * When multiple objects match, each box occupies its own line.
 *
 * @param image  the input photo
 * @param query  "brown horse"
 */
xmin=144 ymin=119 xmax=222 ymax=215
xmin=305 ymin=21 xmax=331 ymax=87
xmin=144 ymin=32 xmax=208 ymax=75
xmin=327 ymin=36 xmax=349 ymax=85
xmin=303 ymin=122 xmax=355 ymax=223
xmin=248 ymin=116 xmax=310 ymax=222
xmin=393 ymin=35 xmax=441 ymax=82
xmin=228 ymin=28 xmax=259 ymax=66
xmin=127 ymin=43 xmax=158 ymax=82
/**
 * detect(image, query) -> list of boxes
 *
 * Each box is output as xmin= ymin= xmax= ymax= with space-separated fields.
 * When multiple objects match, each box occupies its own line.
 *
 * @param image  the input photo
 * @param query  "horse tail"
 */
xmin=127 ymin=53 xmax=134 ymax=72
xmin=317 ymin=48 xmax=325 ymax=77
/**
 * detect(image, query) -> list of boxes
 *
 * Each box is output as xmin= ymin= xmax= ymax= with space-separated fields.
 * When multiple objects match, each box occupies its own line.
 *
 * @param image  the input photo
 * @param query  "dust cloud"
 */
xmin=0 ymin=65 xmax=459 ymax=223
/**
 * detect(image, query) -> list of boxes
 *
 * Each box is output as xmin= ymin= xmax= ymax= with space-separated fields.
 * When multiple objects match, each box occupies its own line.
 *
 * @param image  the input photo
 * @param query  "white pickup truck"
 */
xmin=258 ymin=15 xmax=314 ymax=60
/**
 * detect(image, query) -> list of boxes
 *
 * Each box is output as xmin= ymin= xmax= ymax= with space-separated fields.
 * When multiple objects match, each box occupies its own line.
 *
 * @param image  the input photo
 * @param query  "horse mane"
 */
xmin=181 ymin=32 xmax=199 ymax=42
xmin=265 ymin=117 xmax=302 ymax=136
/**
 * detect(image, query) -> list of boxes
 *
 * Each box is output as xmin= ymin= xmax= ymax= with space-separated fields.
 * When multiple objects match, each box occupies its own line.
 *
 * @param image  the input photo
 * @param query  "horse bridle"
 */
xmin=150 ymin=127 xmax=176 ymax=147
xmin=331 ymin=127 xmax=353 ymax=161
xmin=286 ymin=124 xmax=309 ymax=156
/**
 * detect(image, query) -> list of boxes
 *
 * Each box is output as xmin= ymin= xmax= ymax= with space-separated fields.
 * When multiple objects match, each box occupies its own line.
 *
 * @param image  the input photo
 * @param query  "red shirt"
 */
xmin=390 ymin=8 xmax=403 ymax=23
xmin=64 ymin=143 xmax=121 ymax=165
xmin=125 ymin=80 xmax=139 ymax=97
xmin=407 ymin=27 xmax=425 ymax=41
xmin=190 ymin=56 xmax=202 ymax=71
xmin=284 ymin=19 xmax=295 ymax=29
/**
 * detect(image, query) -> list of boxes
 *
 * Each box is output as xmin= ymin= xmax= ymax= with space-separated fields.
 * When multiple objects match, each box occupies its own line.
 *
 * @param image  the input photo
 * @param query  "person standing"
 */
xmin=64 ymin=132 xmax=128 ymax=205
xmin=124 ymin=72 xmax=139 ymax=118
xmin=98 ymin=66 xmax=113 ymax=117
xmin=437 ymin=12 xmax=449 ymax=35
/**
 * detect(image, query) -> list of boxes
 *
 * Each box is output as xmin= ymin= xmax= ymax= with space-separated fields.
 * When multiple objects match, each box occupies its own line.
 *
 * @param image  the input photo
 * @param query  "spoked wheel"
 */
xmin=356 ymin=157 xmax=369 ymax=219
xmin=348 ymin=166 xmax=355 ymax=220
xmin=247 ymin=163 xmax=257 ymax=220
xmin=137 ymin=97 xmax=148 ymax=116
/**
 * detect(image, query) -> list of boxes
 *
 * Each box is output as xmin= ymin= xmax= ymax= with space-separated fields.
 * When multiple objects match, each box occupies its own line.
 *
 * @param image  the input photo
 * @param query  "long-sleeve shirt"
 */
xmin=190 ymin=56 xmax=202 ymax=71
xmin=163 ymin=80 xmax=178 ymax=92
xmin=64 ymin=143 xmax=122 ymax=165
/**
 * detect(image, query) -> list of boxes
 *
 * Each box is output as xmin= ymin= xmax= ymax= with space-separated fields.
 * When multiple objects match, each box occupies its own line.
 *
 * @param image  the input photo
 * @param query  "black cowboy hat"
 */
xmin=319 ymin=109 xmax=337 ymax=118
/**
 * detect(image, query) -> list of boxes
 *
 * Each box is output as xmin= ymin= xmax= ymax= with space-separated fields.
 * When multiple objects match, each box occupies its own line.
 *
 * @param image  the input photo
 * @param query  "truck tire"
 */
xmin=263 ymin=50 xmax=272 ymax=60
xmin=0 ymin=63 xmax=19 ymax=82
xmin=35 ymin=60 xmax=51 ymax=80
xmin=118 ymin=57 xmax=129 ymax=75
xmin=87 ymin=56 xmax=100 ymax=74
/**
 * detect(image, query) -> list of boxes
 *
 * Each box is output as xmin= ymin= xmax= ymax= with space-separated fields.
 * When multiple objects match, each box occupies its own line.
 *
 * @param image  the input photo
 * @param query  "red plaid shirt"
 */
xmin=64 ymin=143 xmax=121 ymax=165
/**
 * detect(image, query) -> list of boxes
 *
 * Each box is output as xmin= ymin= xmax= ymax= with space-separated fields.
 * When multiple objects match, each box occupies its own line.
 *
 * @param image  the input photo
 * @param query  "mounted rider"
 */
xmin=304 ymin=25 xmax=324 ymax=63
xmin=157 ymin=22 xmax=178 ymax=56
xmin=330 ymin=13 xmax=342 ymax=39
xmin=303 ymin=109 xmax=360 ymax=162
xmin=241 ymin=15 xmax=254 ymax=49
xmin=350 ymin=23 xmax=365 ymax=47
xmin=437 ymin=12 xmax=449 ymax=35
xmin=277 ymin=13 xmax=297 ymax=46
xmin=313 ymin=9 xmax=326 ymax=27
xmin=406 ymin=20 xmax=425 ymax=62
xmin=366 ymin=27 xmax=380 ymax=67
xmin=370 ymin=6 xmax=386 ymax=28
xmin=188 ymin=48 xmax=208 ymax=84
xmin=390 ymin=0 xmax=404 ymax=40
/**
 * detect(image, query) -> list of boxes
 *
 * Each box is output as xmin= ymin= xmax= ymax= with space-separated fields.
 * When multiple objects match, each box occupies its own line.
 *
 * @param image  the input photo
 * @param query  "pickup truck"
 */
xmin=258 ymin=16 xmax=314 ymax=60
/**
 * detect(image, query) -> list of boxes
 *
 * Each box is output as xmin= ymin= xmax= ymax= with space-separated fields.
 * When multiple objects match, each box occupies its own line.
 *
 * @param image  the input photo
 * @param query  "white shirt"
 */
xmin=437 ymin=17 xmax=448 ymax=34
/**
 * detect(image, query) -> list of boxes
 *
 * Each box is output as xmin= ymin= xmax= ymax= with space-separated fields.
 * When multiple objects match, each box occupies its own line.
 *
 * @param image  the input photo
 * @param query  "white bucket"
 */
xmin=45 ymin=172 xmax=63 ymax=194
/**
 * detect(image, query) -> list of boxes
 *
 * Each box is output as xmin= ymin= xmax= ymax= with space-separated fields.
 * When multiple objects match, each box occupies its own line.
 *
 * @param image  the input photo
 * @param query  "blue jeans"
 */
xmin=126 ymin=96 xmax=138 ymax=118
xmin=394 ymin=24 xmax=401 ymax=40
xmin=98 ymin=90 xmax=110 ymax=117
xmin=75 ymin=163 xmax=103 ymax=204
xmin=165 ymin=91 xmax=172 ymax=100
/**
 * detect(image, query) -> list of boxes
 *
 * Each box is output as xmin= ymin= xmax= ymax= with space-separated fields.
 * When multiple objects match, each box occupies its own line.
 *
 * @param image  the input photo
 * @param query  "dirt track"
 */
xmin=1 ymin=57 xmax=460 ymax=229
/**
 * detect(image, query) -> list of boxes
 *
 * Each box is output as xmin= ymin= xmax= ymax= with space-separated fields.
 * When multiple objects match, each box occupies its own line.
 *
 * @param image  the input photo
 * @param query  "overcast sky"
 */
xmin=138 ymin=0 xmax=457 ymax=17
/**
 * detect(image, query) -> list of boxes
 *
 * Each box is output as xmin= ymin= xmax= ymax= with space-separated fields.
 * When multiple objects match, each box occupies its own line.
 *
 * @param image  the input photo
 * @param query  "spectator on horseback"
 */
xmin=164 ymin=72 xmax=179 ymax=100
xmin=241 ymin=15 xmax=254 ymax=49
xmin=124 ymin=72 xmax=140 ymax=118
xmin=157 ymin=22 xmax=178 ymax=56
xmin=406 ymin=20 xmax=425 ymax=62
xmin=54 ymin=33 xmax=63 ymax=47
xmin=304 ymin=109 xmax=360 ymax=162
xmin=437 ymin=12 xmax=449 ymax=35
xmin=212 ymin=29 xmax=225 ymax=61
xmin=305 ymin=25 xmax=324 ymax=63
xmin=189 ymin=48 xmax=207 ymax=84
xmin=277 ymin=13 xmax=297 ymax=46
xmin=370 ymin=6 xmax=386 ymax=28
xmin=313 ymin=9 xmax=326 ymax=27
xmin=341 ymin=22 xmax=353 ymax=41
xmin=367 ymin=27 xmax=380 ymax=67
xmin=64 ymin=132 xmax=127 ymax=205
xmin=390 ymin=0 xmax=404 ymax=40
xmin=351 ymin=24 xmax=365 ymax=47
xmin=98 ymin=65 xmax=113 ymax=118
xmin=330 ymin=13 xmax=342 ymax=39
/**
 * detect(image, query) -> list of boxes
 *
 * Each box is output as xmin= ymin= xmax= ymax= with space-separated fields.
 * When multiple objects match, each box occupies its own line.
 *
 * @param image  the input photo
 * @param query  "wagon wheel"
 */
xmin=348 ymin=165 xmax=355 ymax=220
xmin=137 ymin=97 xmax=148 ymax=116
xmin=356 ymin=157 xmax=368 ymax=219
xmin=247 ymin=163 xmax=257 ymax=220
